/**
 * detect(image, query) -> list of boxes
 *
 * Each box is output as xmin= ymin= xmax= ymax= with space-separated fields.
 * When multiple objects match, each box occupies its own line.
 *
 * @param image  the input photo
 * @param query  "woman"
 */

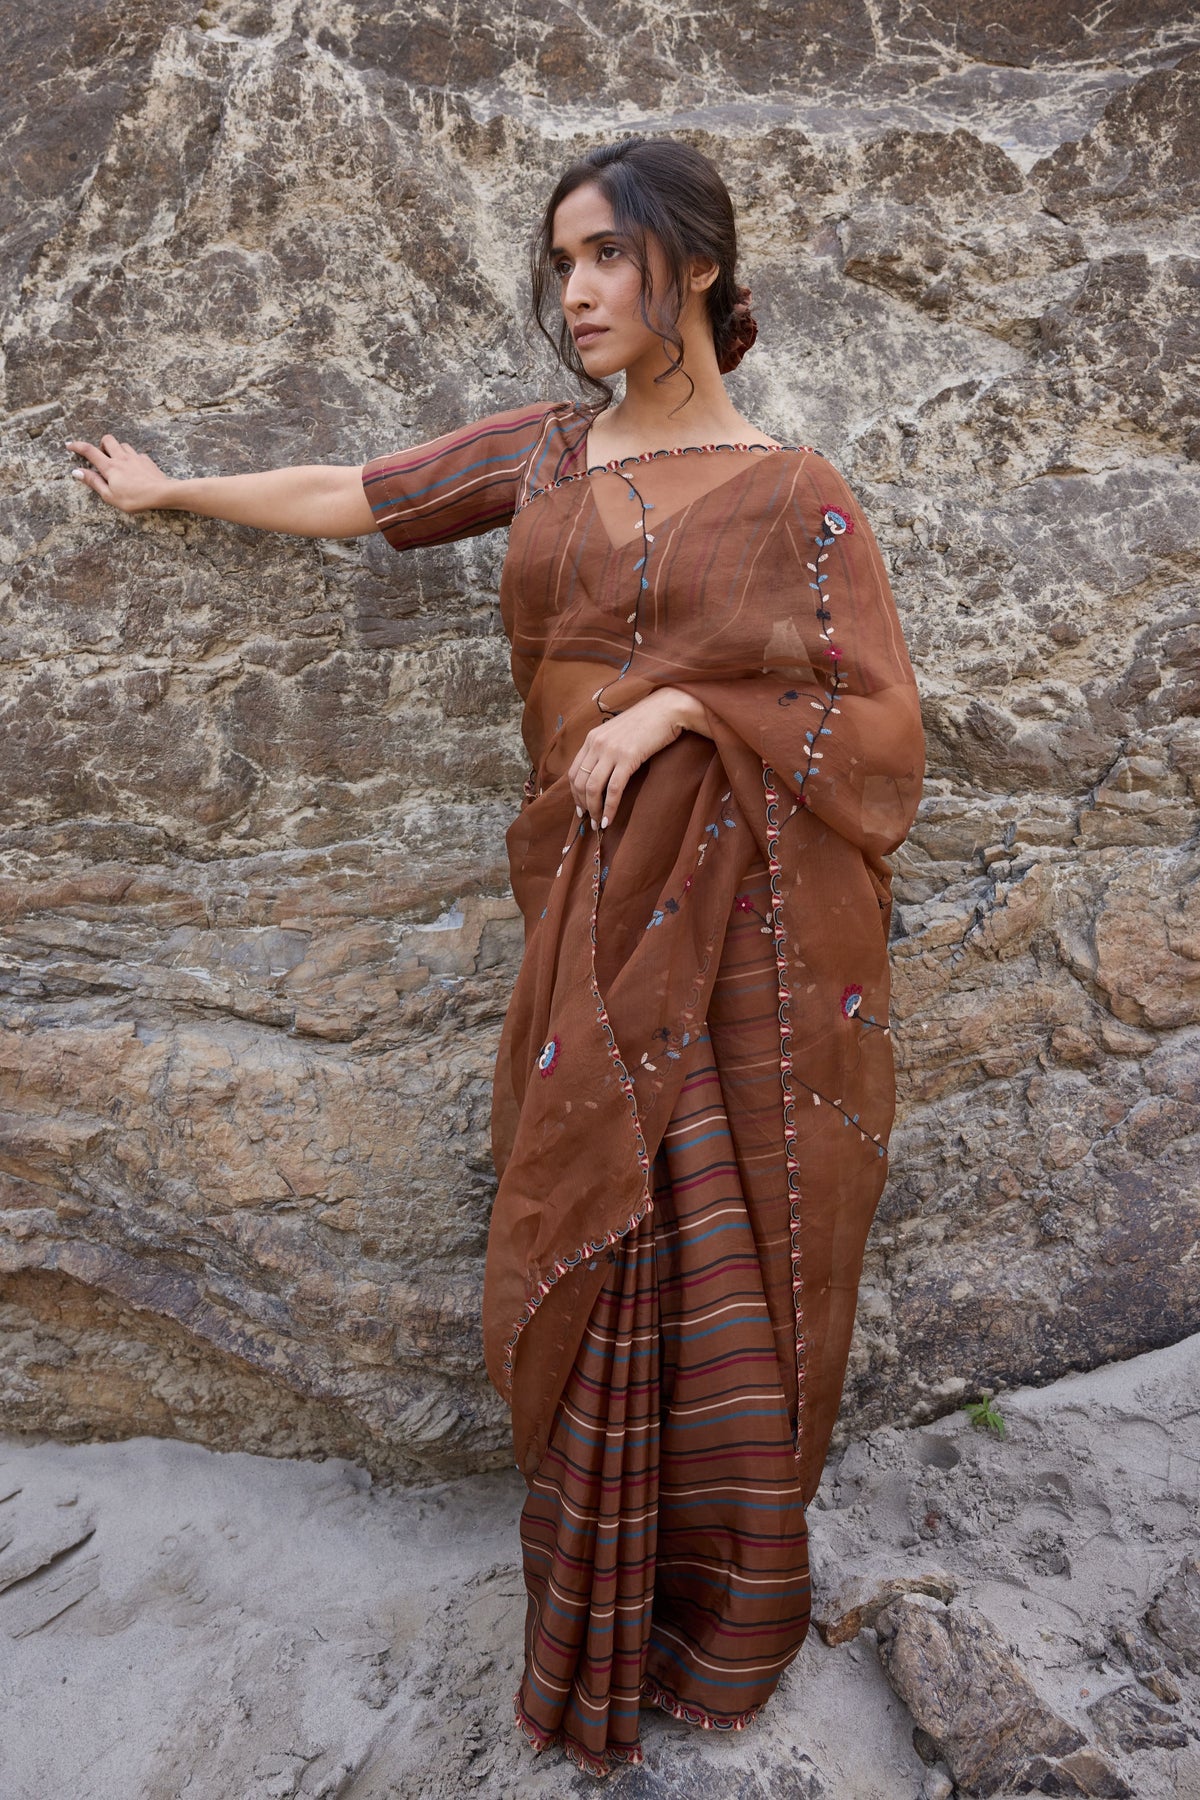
xmin=67 ymin=135 xmax=925 ymax=1778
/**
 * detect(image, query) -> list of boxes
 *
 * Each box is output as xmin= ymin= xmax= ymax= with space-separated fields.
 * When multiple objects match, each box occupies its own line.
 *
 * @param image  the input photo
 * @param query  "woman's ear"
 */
xmin=689 ymin=257 xmax=720 ymax=295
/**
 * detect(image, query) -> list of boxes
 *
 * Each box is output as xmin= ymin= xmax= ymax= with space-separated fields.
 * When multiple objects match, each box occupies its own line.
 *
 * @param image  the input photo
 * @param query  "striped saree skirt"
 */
xmin=513 ymin=857 xmax=812 ymax=1777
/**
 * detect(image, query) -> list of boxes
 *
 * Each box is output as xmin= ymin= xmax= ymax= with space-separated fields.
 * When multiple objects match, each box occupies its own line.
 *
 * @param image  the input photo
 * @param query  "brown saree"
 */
xmin=362 ymin=398 xmax=925 ymax=1775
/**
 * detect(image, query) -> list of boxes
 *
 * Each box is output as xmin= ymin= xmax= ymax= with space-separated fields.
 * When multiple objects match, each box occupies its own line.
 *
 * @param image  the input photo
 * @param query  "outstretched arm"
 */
xmin=65 ymin=433 xmax=376 ymax=539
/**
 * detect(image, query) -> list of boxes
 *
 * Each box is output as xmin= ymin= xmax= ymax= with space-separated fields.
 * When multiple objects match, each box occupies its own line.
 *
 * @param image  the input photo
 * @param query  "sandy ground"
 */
xmin=1 ymin=1335 xmax=1198 ymax=1800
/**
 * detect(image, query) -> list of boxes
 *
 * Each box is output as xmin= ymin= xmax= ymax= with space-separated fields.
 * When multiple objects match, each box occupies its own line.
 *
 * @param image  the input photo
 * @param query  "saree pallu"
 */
xmin=360 ymin=398 xmax=926 ymax=1777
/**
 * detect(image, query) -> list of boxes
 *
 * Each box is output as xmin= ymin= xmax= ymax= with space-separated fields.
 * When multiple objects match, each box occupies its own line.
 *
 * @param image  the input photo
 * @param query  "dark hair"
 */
xmin=528 ymin=135 xmax=758 ymax=410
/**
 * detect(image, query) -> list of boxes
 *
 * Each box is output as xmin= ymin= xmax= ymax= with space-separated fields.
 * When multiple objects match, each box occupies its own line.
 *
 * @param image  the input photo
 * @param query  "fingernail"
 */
xmin=600 ymin=816 xmax=608 ymax=830
xmin=575 ymin=805 xmax=582 ymax=818
xmin=71 ymin=469 xmax=84 ymax=480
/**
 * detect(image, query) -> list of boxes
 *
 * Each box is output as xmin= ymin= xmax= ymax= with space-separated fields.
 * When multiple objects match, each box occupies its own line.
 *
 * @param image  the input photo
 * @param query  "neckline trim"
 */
xmin=515 ymin=415 xmax=822 ymax=518
xmin=581 ymin=439 xmax=789 ymax=474
xmin=575 ymin=397 xmax=800 ymax=471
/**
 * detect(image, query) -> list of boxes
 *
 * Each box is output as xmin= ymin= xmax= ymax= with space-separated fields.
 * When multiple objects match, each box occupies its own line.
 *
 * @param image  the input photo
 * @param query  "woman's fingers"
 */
xmin=585 ymin=755 xmax=615 ymax=827
xmin=568 ymin=734 xmax=592 ymax=813
xmin=65 ymin=437 xmax=112 ymax=469
xmin=600 ymin=769 xmax=627 ymax=831
xmin=569 ymin=696 xmax=682 ymax=830
xmin=569 ymin=734 xmax=614 ymax=826
xmin=64 ymin=434 xmax=168 ymax=513
xmin=73 ymin=465 xmax=112 ymax=498
xmin=570 ymin=749 xmax=603 ymax=823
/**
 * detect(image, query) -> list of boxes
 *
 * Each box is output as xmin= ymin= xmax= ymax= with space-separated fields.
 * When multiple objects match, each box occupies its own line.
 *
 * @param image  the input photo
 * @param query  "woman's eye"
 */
xmin=598 ymin=244 xmax=620 ymax=261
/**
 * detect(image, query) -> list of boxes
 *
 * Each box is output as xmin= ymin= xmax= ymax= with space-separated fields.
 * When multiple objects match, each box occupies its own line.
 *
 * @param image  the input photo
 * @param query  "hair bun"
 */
xmin=717 ymin=283 xmax=758 ymax=375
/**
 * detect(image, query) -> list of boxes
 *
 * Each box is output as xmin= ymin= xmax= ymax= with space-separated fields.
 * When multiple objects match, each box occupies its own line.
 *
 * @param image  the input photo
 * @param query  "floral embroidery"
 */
xmin=536 ymin=1035 xmax=561 ymax=1077
xmin=790 ymin=497 xmax=851 ymax=812
xmin=644 ymin=792 xmax=736 ymax=928
xmin=838 ymin=982 xmax=890 ymax=1036
xmin=735 ymin=894 xmax=774 ymax=934
xmin=639 ymin=1023 xmax=691 ymax=1073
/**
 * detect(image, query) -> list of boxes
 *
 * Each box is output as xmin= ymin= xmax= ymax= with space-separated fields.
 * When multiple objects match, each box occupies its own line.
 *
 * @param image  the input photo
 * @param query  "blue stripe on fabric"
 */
xmin=524 ymin=1668 xmax=566 ymax=1709
xmin=369 ymin=450 xmax=513 ymax=512
xmin=676 ymin=1315 xmax=771 ymax=1345
xmin=658 ymin=1219 xmax=752 ymax=1250
xmin=665 ymin=1127 xmax=733 ymax=1152
xmin=666 ymin=1407 xmax=782 ymax=1431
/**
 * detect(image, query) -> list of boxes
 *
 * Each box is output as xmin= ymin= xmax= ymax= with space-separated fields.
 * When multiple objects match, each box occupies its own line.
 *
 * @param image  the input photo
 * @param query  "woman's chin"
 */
xmin=579 ymin=346 xmax=628 ymax=380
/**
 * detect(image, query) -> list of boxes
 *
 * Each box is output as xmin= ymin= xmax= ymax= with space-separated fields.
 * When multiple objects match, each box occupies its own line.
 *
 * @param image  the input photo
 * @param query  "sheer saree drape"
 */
xmin=362 ymin=398 xmax=925 ymax=1770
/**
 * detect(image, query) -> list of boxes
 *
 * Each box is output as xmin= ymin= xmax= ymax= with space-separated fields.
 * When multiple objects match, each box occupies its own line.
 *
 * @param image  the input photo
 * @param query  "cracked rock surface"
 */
xmin=2 ymin=2 xmax=1199 ymax=1475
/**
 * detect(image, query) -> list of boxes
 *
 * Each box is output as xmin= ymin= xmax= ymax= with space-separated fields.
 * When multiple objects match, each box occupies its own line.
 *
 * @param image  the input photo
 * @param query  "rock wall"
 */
xmin=2 ymin=1 xmax=1197 ymax=1482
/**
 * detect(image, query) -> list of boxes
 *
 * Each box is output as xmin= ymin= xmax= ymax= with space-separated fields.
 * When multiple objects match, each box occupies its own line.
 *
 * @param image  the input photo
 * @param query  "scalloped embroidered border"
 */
xmin=763 ymin=762 xmax=809 ymax=1454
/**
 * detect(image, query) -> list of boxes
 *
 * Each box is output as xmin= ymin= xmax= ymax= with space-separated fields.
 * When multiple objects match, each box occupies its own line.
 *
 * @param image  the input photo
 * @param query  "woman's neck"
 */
xmin=584 ymin=392 xmax=778 ymax=463
xmin=584 ymin=343 xmax=775 ymax=461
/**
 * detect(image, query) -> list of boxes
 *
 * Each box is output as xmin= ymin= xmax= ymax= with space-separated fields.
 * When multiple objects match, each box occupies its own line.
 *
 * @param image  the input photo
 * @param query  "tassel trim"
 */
xmin=640 ymin=1673 xmax=764 ymax=1732
xmin=514 ymin=1675 xmax=763 ymax=1779
xmin=513 ymin=1690 xmax=644 ymax=1779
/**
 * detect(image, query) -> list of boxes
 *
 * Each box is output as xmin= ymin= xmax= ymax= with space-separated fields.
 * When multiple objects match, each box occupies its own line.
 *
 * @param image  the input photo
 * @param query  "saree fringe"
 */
xmin=513 ymin=1691 xmax=645 ymax=1778
xmin=640 ymin=1674 xmax=763 ymax=1732
xmin=514 ymin=1677 xmax=762 ymax=1782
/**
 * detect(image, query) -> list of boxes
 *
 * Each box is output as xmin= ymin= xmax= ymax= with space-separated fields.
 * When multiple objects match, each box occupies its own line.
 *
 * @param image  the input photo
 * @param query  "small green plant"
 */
xmin=963 ymin=1397 xmax=1007 ymax=1438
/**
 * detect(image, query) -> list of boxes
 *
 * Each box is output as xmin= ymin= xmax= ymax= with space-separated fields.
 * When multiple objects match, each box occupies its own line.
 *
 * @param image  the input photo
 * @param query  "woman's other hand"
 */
xmin=568 ymin=687 xmax=715 ymax=831
xmin=66 ymin=435 xmax=173 ymax=513
xmin=63 ymin=436 xmax=376 ymax=537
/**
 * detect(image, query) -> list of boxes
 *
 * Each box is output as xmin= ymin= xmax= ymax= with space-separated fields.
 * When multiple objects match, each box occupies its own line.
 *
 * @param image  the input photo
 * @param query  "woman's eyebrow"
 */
xmin=549 ymin=229 xmax=621 ymax=257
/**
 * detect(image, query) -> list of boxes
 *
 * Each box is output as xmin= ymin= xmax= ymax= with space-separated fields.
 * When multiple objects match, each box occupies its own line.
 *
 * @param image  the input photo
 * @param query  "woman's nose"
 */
xmin=563 ymin=268 xmax=593 ymax=313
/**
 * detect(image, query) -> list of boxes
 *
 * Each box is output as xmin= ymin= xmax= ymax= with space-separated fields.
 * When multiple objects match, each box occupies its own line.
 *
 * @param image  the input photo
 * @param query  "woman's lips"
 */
xmin=574 ymin=326 xmax=608 ymax=349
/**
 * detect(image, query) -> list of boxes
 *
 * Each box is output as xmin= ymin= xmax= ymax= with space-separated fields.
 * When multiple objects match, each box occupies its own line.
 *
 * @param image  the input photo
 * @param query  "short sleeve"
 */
xmin=361 ymin=402 xmax=559 ymax=552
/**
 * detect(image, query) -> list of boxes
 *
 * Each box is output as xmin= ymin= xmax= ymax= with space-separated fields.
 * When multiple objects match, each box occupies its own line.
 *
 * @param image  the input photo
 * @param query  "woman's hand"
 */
xmin=66 ymin=435 xmax=174 ymax=513
xmin=569 ymin=687 xmax=714 ymax=830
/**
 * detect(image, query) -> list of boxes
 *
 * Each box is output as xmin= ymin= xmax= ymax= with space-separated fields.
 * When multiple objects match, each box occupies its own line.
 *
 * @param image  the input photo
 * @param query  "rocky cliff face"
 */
xmin=2 ymin=2 xmax=1197 ymax=1481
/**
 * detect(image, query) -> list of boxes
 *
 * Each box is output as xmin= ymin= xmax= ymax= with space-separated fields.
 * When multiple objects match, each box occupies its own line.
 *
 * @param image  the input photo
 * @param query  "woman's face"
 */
xmin=549 ymin=181 xmax=712 ymax=383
